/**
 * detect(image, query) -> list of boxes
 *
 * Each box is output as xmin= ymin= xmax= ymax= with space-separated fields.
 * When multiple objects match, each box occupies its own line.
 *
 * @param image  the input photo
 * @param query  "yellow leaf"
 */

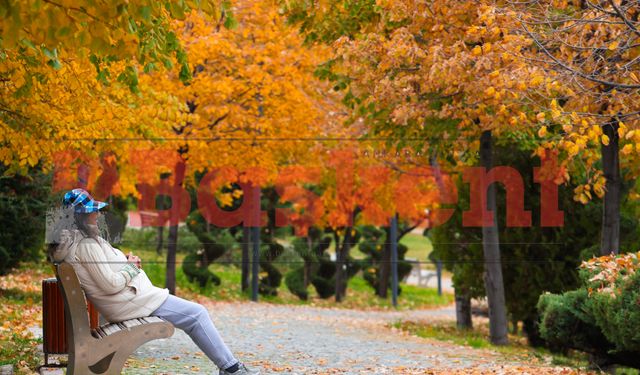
xmin=538 ymin=126 xmax=547 ymax=137
xmin=578 ymin=193 xmax=589 ymax=204
xmin=536 ymin=112 xmax=546 ymax=123
xmin=608 ymin=41 xmax=619 ymax=50
xmin=618 ymin=121 xmax=626 ymax=138
xmin=625 ymin=130 xmax=635 ymax=140
xmin=472 ymin=45 xmax=482 ymax=56
xmin=484 ymin=86 xmax=496 ymax=97
xmin=622 ymin=144 xmax=633 ymax=155
xmin=602 ymin=134 xmax=610 ymax=146
xmin=567 ymin=142 xmax=579 ymax=156
xmin=530 ymin=75 xmax=543 ymax=86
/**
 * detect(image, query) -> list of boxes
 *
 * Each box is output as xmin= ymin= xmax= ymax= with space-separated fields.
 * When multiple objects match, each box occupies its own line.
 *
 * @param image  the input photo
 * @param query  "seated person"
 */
xmin=48 ymin=188 xmax=259 ymax=375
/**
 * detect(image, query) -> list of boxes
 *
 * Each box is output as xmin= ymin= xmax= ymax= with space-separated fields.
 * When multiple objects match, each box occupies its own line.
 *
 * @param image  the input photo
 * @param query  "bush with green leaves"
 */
xmin=310 ymin=228 xmax=362 ymax=299
xmin=285 ymin=227 xmax=332 ymax=300
xmin=538 ymin=251 xmax=640 ymax=368
xmin=251 ymin=187 xmax=291 ymax=296
xmin=285 ymin=227 xmax=363 ymax=300
xmin=358 ymin=225 xmax=412 ymax=297
xmin=0 ymin=166 xmax=52 ymax=275
xmin=183 ymin=210 xmax=234 ymax=287
xmin=429 ymin=143 xmax=640 ymax=344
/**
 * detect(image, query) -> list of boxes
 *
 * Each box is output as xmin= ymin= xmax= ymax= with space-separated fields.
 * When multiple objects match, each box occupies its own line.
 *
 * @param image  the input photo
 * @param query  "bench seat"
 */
xmin=90 ymin=317 xmax=167 ymax=339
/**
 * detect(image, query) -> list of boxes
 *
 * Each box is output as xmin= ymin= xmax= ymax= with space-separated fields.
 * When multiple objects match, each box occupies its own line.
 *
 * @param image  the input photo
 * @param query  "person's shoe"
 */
xmin=219 ymin=362 xmax=261 ymax=375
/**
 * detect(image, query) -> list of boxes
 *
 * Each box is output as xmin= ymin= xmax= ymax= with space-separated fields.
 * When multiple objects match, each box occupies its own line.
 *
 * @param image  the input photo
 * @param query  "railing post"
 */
xmin=251 ymin=226 xmax=259 ymax=302
xmin=251 ymin=185 xmax=261 ymax=302
xmin=390 ymin=213 xmax=398 ymax=308
xmin=436 ymin=259 xmax=443 ymax=296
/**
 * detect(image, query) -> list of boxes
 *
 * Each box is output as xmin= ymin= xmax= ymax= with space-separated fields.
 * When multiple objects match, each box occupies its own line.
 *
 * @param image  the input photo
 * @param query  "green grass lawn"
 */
xmin=399 ymin=232 xmax=433 ymax=260
xmin=124 ymin=247 xmax=452 ymax=311
xmin=390 ymin=320 xmax=594 ymax=371
xmin=120 ymin=226 xmax=445 ymax=310
xmin=390 ymin=321 xmax=639 ymax=374
xmin=280 ymin=231 xmax=433 ymax=262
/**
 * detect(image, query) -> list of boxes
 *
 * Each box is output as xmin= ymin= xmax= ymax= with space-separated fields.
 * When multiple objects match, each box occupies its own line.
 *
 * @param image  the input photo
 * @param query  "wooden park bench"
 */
xmin=52 ymin=262 xmax=175 ymax=375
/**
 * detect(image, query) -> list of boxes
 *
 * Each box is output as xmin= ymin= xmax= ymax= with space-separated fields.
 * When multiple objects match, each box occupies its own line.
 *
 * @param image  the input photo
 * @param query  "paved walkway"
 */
xmin=121 ymin=301 xmax=536 ymax=374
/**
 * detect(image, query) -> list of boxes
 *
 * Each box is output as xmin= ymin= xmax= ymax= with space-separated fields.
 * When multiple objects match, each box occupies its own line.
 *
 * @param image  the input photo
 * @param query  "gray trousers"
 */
xmin=150 ymin=294 xmax=238 ymax=370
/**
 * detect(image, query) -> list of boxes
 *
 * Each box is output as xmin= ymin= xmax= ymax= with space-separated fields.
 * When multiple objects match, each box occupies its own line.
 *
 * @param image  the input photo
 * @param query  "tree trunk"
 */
xmin=156 ymin=174 xmax=169 ymax=255
xmin=378 ymin=226 xmax=391 ymax=298
xmin=334 ymin=233 xmax=344 ymax=302
xmin=156 ymin=226 xmax=164 ymax=255
xmin=340 ymin=231 xmax=353 ymax=299
xmin=166 ymin=223 xmax=178 ymax=295
xmin=303 ymin=236 xmax=312 ymax=288
xmin=241 ymin=225 xmax=250 ymax=292
xmin=479 ymin=130 xmax=509 ymax=345
xmin=455 ymin=288 xmax=473 ymax=330
xmin=165 ymin=161 xmax=186 ymax=296
xmin=601 ymin=120 xmax=620 ymax=255
xmin=335 ymin=229 xmax=352 ymax=302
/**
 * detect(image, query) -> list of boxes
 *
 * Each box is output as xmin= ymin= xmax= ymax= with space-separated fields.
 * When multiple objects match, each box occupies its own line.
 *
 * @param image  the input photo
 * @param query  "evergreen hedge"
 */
xmin=538 ymin=252 xmax=640 ymax=368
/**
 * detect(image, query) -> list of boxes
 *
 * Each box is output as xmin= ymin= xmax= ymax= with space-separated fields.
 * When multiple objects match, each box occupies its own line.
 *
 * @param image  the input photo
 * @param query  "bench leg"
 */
xmin=67 ymin=323 xmax=174 ymax=375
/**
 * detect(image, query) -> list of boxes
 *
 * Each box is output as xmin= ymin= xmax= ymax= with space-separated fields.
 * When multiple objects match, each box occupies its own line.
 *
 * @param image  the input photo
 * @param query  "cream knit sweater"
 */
xmin=52 ymin=229 xmax=169 ymax=323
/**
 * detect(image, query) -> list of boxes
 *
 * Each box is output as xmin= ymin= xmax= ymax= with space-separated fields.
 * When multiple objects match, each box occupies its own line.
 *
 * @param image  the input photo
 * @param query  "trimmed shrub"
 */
xmin=257 ymin=241 xmax=284 ymax=296
xmin=310 ymin=228 xmax=362 ymax=299
xmin=310 ymin=251 xmax=362 ymax=299
xmin=285 ymin=228 xmax=332 ymax=300
xmin=537 ymin=290 xmax=609 ymax=354
xmin=580 ymin=253 xmax=640 ymax=352
xmin=285 ymin=267 xmax=308 ymax=300
xmin=311 ymin=257 xmax=336 ymax=298
xmin=182 ymin=210 xmax=233 ymax=287
xmin=538 ymin=252 xmax=640 ymax=368
xmin=358 ymin=225 xmax=412 ymax=296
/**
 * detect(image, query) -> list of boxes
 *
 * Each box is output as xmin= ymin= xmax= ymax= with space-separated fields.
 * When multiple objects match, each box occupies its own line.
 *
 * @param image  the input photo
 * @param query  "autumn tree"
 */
xmin=0 ymin=1 xmax=220 ymax=279
xmin=284 ymin=0 xmax=546 ymax=344
xmin=136 ymin=0 xmax=343 ymax=293
xmin=0 ymin=1 xmax=221 ymax=175
xmin=0 ymin=0 xmax=219 ymax=91
xmin=353 ymin=155 xmax=442 ymax=298
xmin=512 ymin=0 xmax=640 ymax=256
xmin=277 ymin=143 xmax=441 ymax=301
xmin=429 ymin=144 xmax=640 ymax=345
xmin=0 ymin=56 xmax=189 ymax=176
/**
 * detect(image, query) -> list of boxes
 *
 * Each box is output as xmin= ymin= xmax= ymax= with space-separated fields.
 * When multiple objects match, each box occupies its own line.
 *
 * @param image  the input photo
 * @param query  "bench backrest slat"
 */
xmin=55 ymin=262 xmax=92 ymax=344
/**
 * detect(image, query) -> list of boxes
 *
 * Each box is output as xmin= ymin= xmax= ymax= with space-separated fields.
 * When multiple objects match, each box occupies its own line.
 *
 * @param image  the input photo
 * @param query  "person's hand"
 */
xmin=126 ymin=252 xmax=142 ymax=269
